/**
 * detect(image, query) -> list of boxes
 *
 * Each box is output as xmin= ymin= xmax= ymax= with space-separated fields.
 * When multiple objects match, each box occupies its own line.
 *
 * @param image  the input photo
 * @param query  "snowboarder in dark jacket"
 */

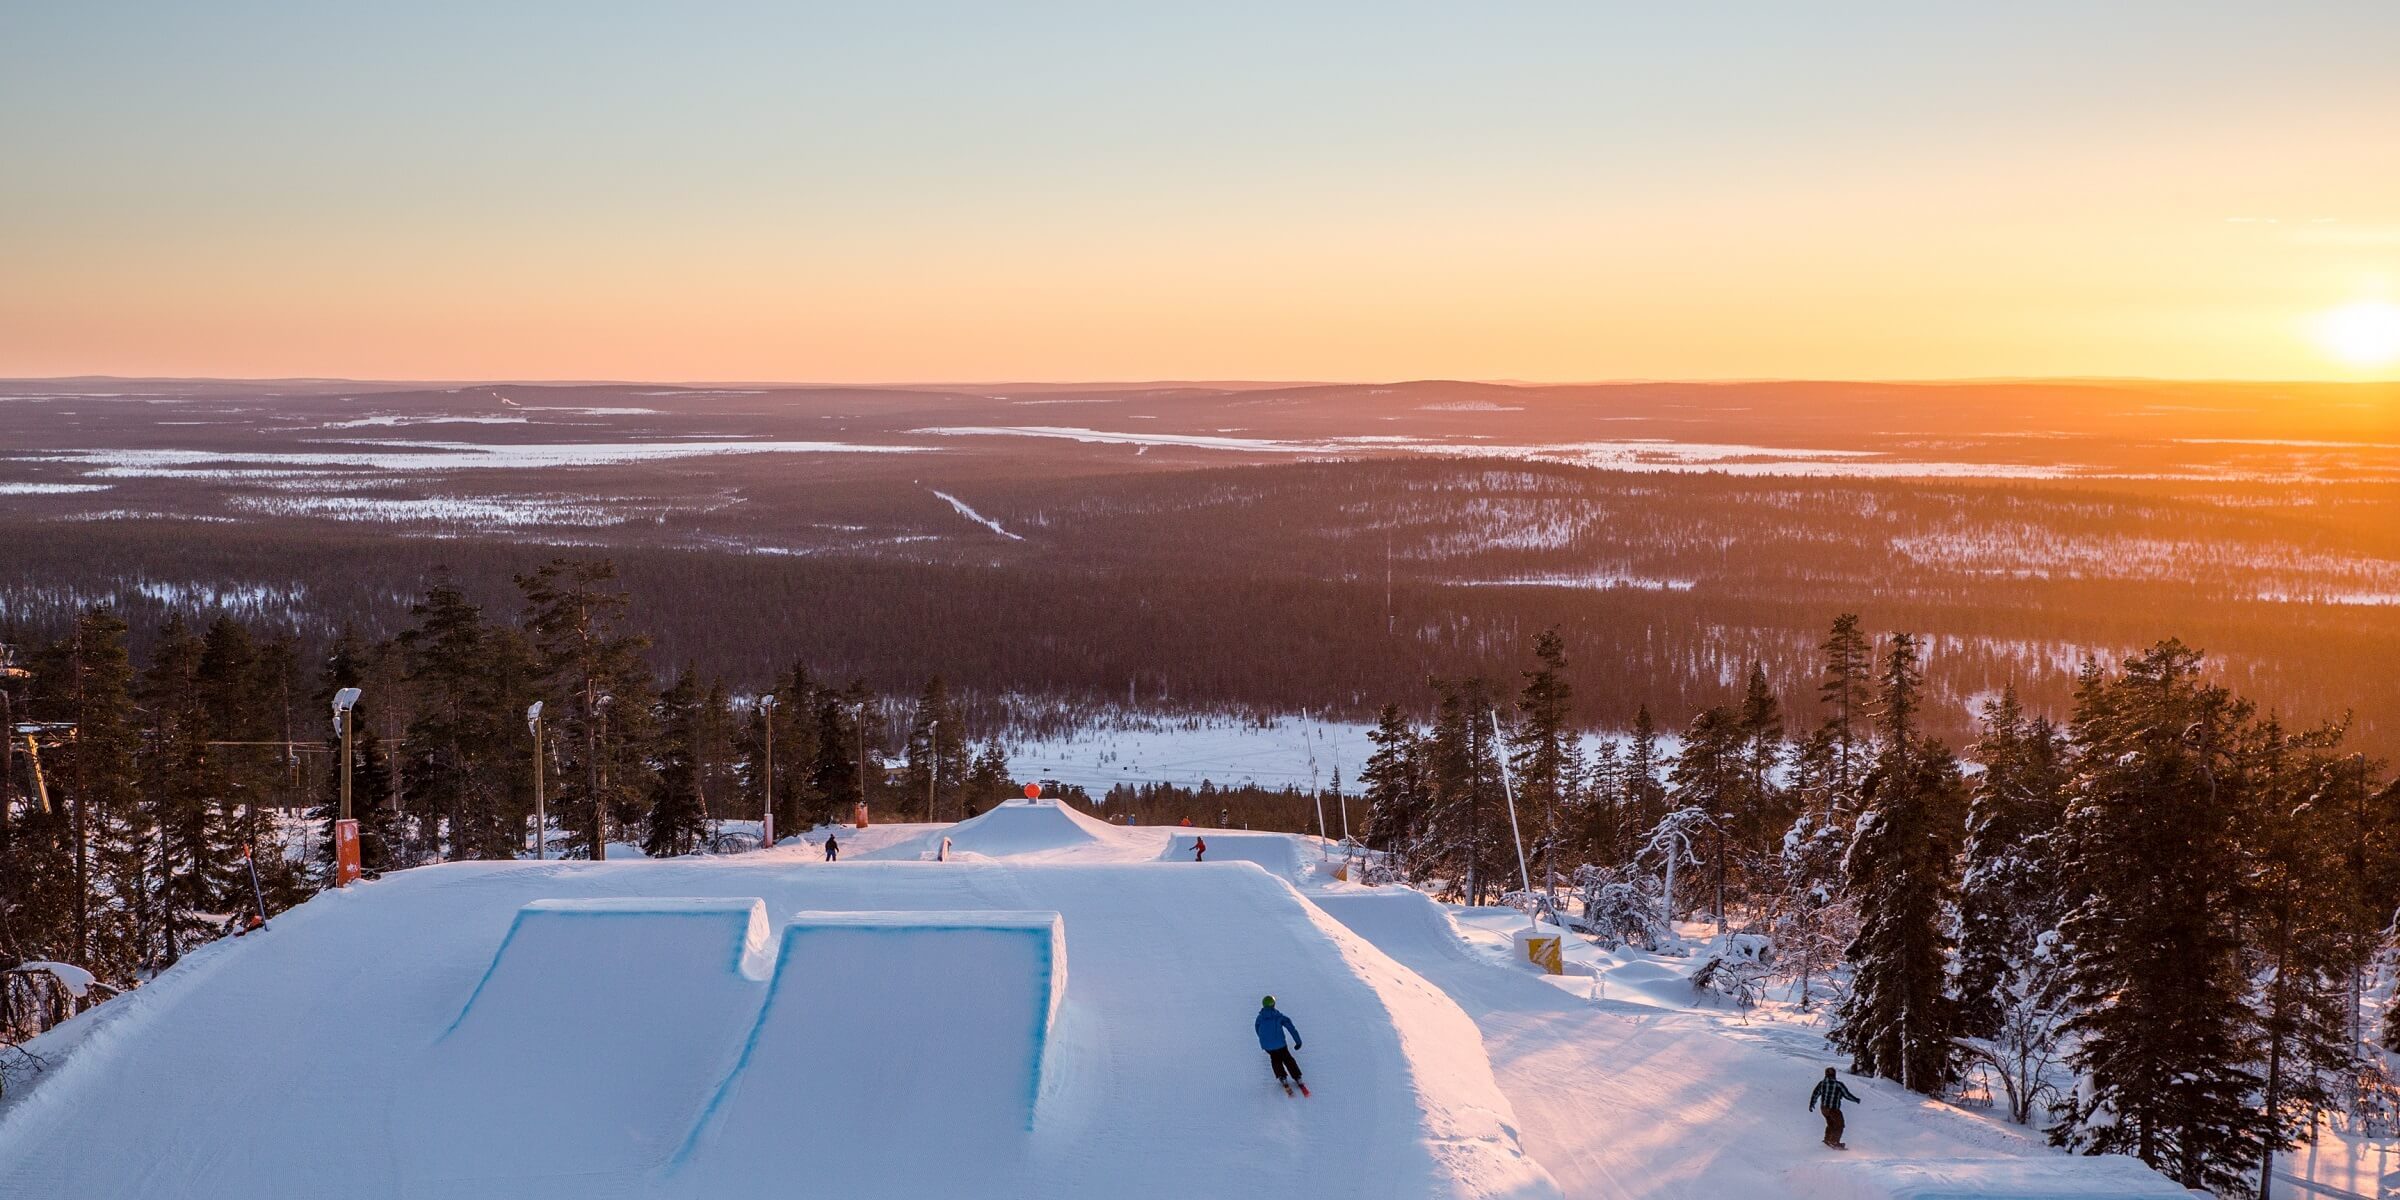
xmin=823 ymin=834 xmax=840 ymax=862
xmin=1808 ymin=1068 xmax=1860 ymax=1147
xmin=1256 ymin=996 xmax=1306 ymax=1094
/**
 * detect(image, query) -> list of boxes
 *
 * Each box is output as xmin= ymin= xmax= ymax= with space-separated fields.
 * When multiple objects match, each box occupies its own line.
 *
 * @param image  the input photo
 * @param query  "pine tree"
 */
xmin=1830 ymin=632 xmax=1964 ymax=1094
xmin=1818 ymin=614 xmax=1873 ymax=800
xmin=2049 ymin=641 xmax=2262 ymax=1193
xmin=516 ymin=559 xmax=653 ymax=859
xmin=742 ymin=660 xmax=823 ymax=836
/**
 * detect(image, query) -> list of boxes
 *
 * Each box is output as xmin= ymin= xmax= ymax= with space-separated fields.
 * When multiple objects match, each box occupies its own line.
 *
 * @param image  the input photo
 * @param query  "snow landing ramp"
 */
xmin=1163 ymin=831 xmax=1312 ymax=882
xmin=674 ymin=910 xmax=1065 ymax=1196
xmin=410 ymin=898 xmax=774 ymax=1193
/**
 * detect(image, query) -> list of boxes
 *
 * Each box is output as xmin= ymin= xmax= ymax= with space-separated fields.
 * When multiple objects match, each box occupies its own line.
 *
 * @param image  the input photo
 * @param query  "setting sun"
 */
xmin=2316 ymin=299 xmax=2400 ymax=369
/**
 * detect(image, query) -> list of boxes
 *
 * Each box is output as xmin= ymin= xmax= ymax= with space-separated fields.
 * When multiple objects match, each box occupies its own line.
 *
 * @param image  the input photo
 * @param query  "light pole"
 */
xmin=760 ymin=695 xmax=777 ymax=848
xmin=527 ymin=701 xmax=545 ymax=860
xmin=331 ymin=688 xmax=362 ymax=886
xmin=926 ymin=719 xmax=939 ymax=824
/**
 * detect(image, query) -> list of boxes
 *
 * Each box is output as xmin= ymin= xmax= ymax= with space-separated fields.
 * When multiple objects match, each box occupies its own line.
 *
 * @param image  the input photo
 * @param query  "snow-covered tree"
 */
xmin=1830 ymin=632 xmax=1964 ymax=1094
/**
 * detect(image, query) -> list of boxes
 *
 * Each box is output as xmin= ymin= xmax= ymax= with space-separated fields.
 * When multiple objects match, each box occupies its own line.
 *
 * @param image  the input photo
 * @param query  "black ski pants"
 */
xmin=1820 ymin=1106 xmax=1845 ymax=1145
xmin=1267 ymin=1047 xmax=1303 ymax=1083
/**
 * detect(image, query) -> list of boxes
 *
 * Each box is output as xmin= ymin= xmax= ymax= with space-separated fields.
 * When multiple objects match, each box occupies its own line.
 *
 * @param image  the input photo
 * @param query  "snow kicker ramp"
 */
xmin=864 ymin=797 xmax=1116 ymax=860
xmin=1314 ymin=889 xmax=2185 ymax=1200
xmin=1163 ymin=830 xmax=1313 ymax=882
xmin=0 ymin=859 xmax=1556 ymax=1200
xmin=408 ymin=898 xmax=774 ymax=1194
xmin=674 ymin=910 xmax=1066 ymax=1197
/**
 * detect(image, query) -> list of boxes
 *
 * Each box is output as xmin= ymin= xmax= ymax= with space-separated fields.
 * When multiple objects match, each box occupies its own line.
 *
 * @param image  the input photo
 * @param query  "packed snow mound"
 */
xmin=678 ymin=910 xmax=1066 ymax=1196
xmin=0 ymin=859 xmax=1555 ymax=1200
xmin=412 ymin=897 xmax=774 ymax=1188
xmin=1164 ymin=830 xmax=1313 ymax=882
xmin=1783 ymin=1156 xmax=2191 ymax=1199
xmin=865 ymin=798 xmax=1119 ymax=860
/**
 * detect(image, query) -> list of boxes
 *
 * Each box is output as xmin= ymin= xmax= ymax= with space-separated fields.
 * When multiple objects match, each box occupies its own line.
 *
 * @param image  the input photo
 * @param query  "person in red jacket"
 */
xmin=1193 ymin=837 xmax=1208 ymax=862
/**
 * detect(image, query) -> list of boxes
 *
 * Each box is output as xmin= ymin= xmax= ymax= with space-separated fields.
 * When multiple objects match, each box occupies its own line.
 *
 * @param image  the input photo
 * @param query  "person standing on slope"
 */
xmin=1193 ymin=837 xmax=1207 ymax=862
xmin=1808 ymin=1067 xmax=1860 ymax=1148
xmin=823 ymin=833 xmax=840 ymax=862
xmin=1256 ymin=995 xmax=1308 ymax=1096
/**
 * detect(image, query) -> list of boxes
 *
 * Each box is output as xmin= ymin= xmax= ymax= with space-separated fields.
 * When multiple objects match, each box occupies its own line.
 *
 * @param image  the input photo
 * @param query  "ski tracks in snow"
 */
xmin=930 ymin=489 xmax=1025 ymax=541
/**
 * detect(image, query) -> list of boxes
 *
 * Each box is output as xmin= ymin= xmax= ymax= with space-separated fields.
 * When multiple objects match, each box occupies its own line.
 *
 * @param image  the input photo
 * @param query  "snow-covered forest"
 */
xmin=1356 ymin=617 xmax=2400 ymax=1196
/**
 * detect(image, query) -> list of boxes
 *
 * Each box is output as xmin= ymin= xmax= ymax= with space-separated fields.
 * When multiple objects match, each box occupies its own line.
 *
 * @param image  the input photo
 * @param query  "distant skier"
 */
xmin=1808 ymin=1067 xmax=1860 ymax=1148
xmin=1255 ymin=995 xmax=1308 ymax=1096
xmin=1193 ymin=837 xmax=1208 ymax=862
xmin=824 ymin=834 xmax=840 ymax=862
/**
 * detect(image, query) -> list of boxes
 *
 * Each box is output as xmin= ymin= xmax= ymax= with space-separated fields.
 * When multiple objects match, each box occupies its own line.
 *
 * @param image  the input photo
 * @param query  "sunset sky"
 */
xmin=5 ymin=2 xmax=2398 ymax=383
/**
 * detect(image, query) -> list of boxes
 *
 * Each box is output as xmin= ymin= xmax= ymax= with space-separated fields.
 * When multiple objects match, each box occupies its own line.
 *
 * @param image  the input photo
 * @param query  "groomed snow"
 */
xmin=0 ymin=832 xmax=1554 ymax=1200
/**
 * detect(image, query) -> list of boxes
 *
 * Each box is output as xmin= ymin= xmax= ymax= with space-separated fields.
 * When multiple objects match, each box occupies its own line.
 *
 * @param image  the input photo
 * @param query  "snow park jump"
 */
xmin=1162 ymin=830 xmax=1312 ymax=882
xmin=674 ymin=910 xmax=1067 ymax=1195
xmin=416 ymin=897 xmax=776 ymax=1186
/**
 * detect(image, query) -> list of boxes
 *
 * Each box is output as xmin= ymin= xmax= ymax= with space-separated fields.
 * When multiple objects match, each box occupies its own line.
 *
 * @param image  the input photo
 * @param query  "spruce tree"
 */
xmin=643 ymin=667 xmax=715 ymax=858
xmin=2050 ymin=641 xmax=2261 ymax=1193
xmin=397 ymin=571 xmax=519 ymax=862
xmin=1954 ymin=687 xmax=2070 ymax=1040
xmin=1360 ymin=704 xmax=1425 ymax=865
xmin=903 ymin=676 xmax=967 ymax=822
xmin=138 ymin=614 xmax=238 ymax=962
xmin=964 ymin=738 xmax=1011 ymax=814
xmin=29 ymin=610 xmax=143 ymax=983
xmin=1831 ymin=632 xmax=1964 ymax=1094
xmin=1510 ymin=629 xmax=1574 ymax=893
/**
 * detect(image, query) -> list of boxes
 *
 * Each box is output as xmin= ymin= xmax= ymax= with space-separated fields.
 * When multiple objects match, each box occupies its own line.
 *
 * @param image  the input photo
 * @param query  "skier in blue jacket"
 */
xmin=1256 ymin=995 xmax=1308 ymax=1095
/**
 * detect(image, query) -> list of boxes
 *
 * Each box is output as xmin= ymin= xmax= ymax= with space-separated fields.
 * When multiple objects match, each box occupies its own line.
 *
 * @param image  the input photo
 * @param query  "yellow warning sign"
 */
xmin=1523 ymin=935 xmax=1562 ymax=975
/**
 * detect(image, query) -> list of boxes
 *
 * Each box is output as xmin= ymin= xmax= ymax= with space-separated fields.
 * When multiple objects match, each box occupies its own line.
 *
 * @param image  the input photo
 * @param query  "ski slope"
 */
xmin=1314 ymin=890 xmax=2188 ymax=1200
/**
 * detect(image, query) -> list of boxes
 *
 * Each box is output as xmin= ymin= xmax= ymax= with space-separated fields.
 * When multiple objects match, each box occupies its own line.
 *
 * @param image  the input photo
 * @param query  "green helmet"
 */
xmin=1261 ymin=995 xmax=1276 ymax=1008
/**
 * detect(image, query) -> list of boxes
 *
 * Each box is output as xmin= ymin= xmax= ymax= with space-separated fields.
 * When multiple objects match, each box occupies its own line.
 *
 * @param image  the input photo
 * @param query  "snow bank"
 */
xmin=1783 ymin=1156 xmax=2192 ymax=1199
xmin=677 ymin=910 xmax=1066 ymax=1196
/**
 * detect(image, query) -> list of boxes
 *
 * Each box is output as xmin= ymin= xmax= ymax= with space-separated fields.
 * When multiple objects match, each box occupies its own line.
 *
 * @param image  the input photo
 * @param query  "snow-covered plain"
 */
xmin=0 ymin=801 xmax=2195 ymax=1199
